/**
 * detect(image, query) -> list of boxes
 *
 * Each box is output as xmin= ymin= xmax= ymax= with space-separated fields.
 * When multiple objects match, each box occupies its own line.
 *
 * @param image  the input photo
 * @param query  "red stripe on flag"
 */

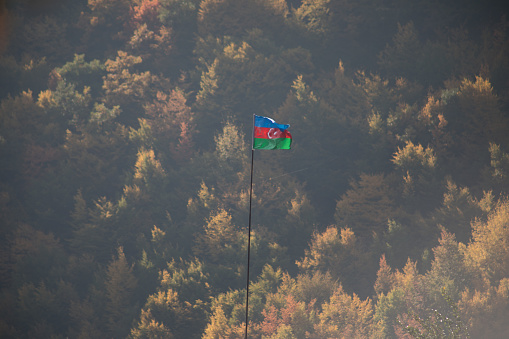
xmin=254 ymin=126 xmax=292 ymax=140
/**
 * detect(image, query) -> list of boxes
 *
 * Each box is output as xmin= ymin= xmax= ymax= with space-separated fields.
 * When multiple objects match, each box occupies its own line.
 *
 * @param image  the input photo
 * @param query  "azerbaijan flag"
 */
xmin=253 ymin=115 xmax=292 ymax=150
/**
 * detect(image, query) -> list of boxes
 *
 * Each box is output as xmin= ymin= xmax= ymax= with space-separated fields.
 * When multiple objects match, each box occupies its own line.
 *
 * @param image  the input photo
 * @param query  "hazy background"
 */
xmin=1 ymin=0 xmax=509 ymax=337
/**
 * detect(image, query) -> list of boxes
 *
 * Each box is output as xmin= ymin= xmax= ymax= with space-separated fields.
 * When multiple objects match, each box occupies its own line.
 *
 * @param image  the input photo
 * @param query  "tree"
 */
xmin=399 ymin=289 xmax=470 ymax=339
xmin=201 ymin=290 xmax=245 ymax=339
xmin=392 ymin=140 xmax=439 ymax=210
xmin=131 ymin=258 xmax=210 ymax=338
xmin=425 ymin=229 xmax=469 ymax=304
xmin=12 ymin=15 xmax=72 ymax=63
xmin=441 ymin=76 xmax=509 ymax=186
xmin=335 ymin=173 xmax=399 ymax=242
xmin=312 ymin=285 xmax=373 ymax=339
xmin=432 ymin=179 xmax=483 ymax=243
xmin=102 ymin=50 xmax=166 ymax=126
xmin=104 ymin=246 xmax=138 ymax=338
xmin=141 ymin=89 xmax=196 ymax=165
xmin=193 ymin=208 xmax=246 ymax=290
xmin=127 ymin=23 xmax=175 ymax=76
xmin=378 ymin=21 xmax=452 ymax=86
xmin=296 ymin=226 xmax=373 ymax=296
xmin=193 ymin=32 xmax=313 ymax=146
xmin=62 ymin=122 xmax=132 ymax=202
xmin=465 ymin=198 xmax=509 ymax=284
xmin=129 ymin=309 xmax=174 ymax=339
xmin=374 ymin=254 xmax=395 ymax=297
xmin=276 ymin=71 xmax=364 ymax=219
xmin=53 ymin=54 xmax=105 ymax=96
xmin=197 ymin=0 xmax=288 ymax=38
xmin=79 ymin=0 xmax=134 ymax=58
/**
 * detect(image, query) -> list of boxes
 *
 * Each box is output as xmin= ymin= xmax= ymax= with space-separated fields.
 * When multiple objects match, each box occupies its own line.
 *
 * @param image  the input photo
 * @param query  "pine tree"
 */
xmin=104 ymin=246 xmax=138 ymax=338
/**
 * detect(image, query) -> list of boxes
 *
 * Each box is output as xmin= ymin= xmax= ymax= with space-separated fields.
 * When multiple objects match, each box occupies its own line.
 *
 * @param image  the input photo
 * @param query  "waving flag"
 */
xmin=253 ymin=115 xmax=292 ymax=150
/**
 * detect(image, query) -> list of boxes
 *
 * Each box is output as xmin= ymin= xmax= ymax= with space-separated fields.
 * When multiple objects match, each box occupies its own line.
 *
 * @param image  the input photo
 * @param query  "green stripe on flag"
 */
xmin=253 ymin=138 xmax=291 ymax=150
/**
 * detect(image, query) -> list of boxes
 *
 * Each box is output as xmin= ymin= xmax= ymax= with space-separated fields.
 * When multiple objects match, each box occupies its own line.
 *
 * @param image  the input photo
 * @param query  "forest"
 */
xmin=1 ymin=0 xmax=509 ymax=338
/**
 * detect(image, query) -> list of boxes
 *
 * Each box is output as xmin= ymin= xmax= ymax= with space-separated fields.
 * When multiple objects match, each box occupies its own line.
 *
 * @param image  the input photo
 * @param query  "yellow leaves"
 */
xmin=133 ymin=148 xmax=165 ymax=184
xmin=458 ymin=286 xmax=496 ymax=337
xmin=294 ymin=0 xmax=331 ymax=35
xmin=314 ymin=285 xmax=373 ymax=338
xmin=465 ymin=199 xmax=509 ymax=282
xmin=121 ymin=184 xmax=147 ymax=206
xmin=223 ymin=41 xmax=251 ymax=60
xmin=419 ymin=95 xmax=441 ymax=126
xmin=374 ymin=255 xmax=394 ymax=296
xmin=105 ymin=51 xmax=142 ymax=73
xmin=292 ymin=74 xmax=318 ymax=104
xmin=442 ymin=179 xmax=473 ymax=211
xmin=214 ymin=119 xmax=247 ymax=161
xmin=205 ymin=208 xmax=234 ymax=238
xmin=37 ymin=89 xmax=56 ymax=109
xmin=356 ymin=71 xmax=393 ymax=111
xmin=129 ymin=309 xmax=174 ymax=339
xmin=197 ymin=181 xmax=216 ymax=209
xmin=340 ymin=227 xmax=356 ymax=249
xmin=186 ymin=181 xmax=218 ymax=225
xmin=197 ymin=60 xmax=219 ymax=100
xmin=459 ymin=75 xmax=493 ymax=95
xmin=368 ymin=112 xmax=383 ymax=134
xmin=193 ymin=208 xmax=243 ymax=262
xmin=151 ymin=225 xmax=166 ymax=244
xmin=478 ymin=190 xmax=495 ymax=214
xmin=393 ymin=258 xmax=419 ymax=291
xmin=202 ymin=306 xmax=244 ymax=339
xmin=392 ymin=140 xmax=436 ymax=171
xmin=149 ymin=289 xmax=180 ymax=310
xmin=489 ymin=143 xmax=509 ymax=181
xmin=453 ymin=75 xmax=507 ymax=144
xmin=392 ymin=141 xmax=438 ymax=200
xmin=297 ymin=227 xmax=337 ymax=270
xmin=102 ymin=51 xmax=162 ymax=107
xmin=287 ymin=189 xmax=312 ymax=220
xmin=296 ymin=226 xmax=357 ymax=276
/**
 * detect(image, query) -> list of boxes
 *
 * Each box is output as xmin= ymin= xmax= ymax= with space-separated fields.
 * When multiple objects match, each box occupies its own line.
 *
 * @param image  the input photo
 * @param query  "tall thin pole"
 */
xmin=245 ymin=115 xmax=255 ymax=339
xmin=244 ymin=149 xmax=254 ymax=339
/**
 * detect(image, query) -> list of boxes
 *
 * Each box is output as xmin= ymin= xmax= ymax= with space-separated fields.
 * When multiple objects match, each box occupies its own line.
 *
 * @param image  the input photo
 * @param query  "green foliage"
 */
xmin=193 ymin=31 xmax=313 ymax=145
xmin=54 ymin=54 xmax=105 ymax=95
xmin=159 ymin=0 xmax=200 ymax=26
xmin=2 ymin=1 xmax=509 ymax=338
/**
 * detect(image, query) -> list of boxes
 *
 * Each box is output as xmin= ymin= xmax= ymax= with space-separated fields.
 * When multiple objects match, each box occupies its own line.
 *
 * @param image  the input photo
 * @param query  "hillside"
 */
xmin=1 ymin=0 xmax=509 ymax=337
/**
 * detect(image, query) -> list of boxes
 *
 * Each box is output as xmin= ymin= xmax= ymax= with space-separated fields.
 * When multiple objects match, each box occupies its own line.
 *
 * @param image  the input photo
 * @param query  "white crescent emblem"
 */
xmin=268 ymin=128 xmax=281 ymax=139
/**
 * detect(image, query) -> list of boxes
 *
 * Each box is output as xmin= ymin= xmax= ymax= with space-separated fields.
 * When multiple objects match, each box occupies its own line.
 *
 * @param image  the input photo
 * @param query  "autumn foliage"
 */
xmin=1 ymin=0 xmax=509 ymax=338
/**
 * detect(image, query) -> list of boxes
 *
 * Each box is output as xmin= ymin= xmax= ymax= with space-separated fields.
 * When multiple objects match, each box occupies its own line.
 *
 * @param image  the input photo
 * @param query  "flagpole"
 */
xmin=245 ymin=115 xmax=255 ymax=339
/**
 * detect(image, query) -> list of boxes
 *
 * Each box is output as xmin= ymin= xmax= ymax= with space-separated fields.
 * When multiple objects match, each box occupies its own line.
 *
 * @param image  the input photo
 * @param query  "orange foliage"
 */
xmin=130 ymin=0 xmax=161 ymax=30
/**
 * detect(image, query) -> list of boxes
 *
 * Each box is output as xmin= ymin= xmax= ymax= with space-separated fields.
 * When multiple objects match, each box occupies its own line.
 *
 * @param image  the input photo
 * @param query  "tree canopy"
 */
xmin=1 ymin=0 xmax=509 ymax=337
